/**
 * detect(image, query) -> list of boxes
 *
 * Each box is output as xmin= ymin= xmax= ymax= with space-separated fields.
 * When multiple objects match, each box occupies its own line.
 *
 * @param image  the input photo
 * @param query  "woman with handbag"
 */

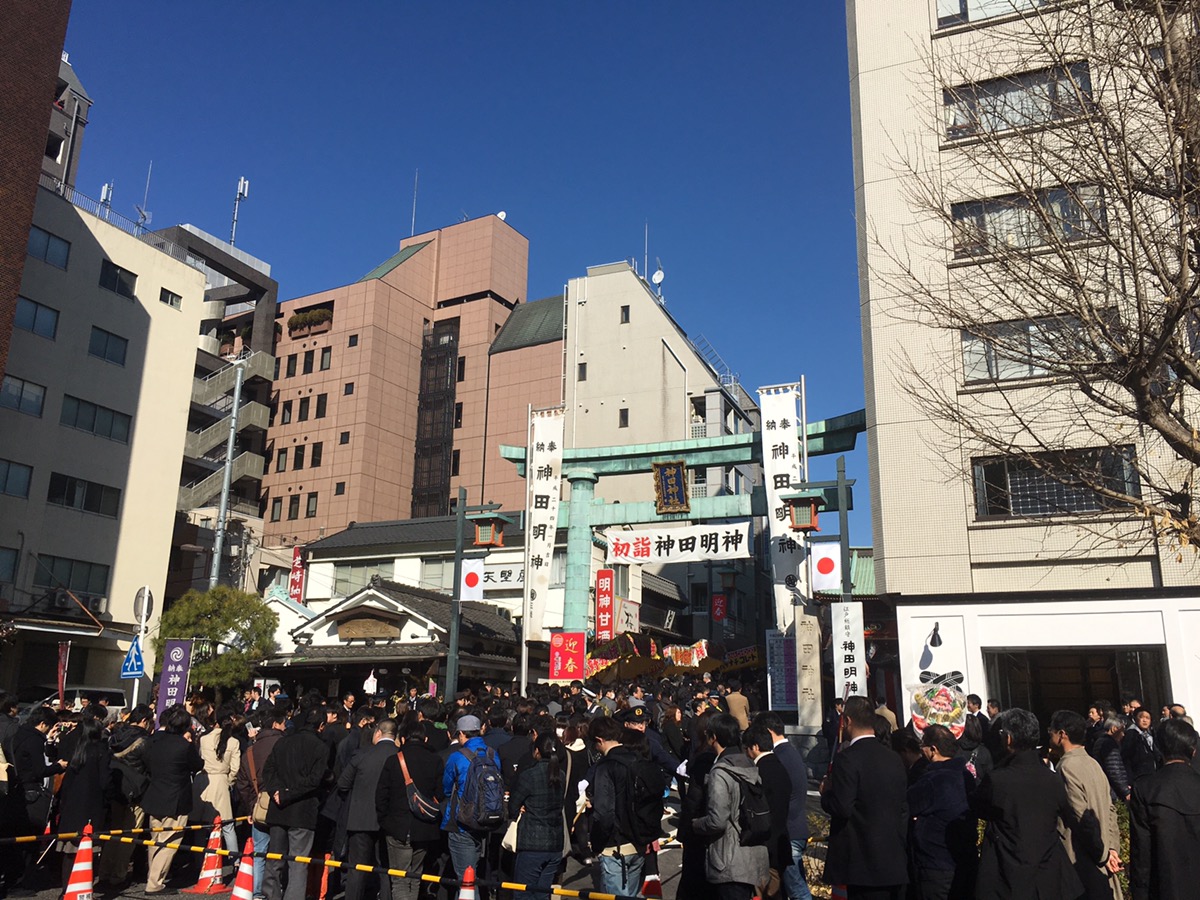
xmin=237 ymin=706 xmax=286 ymax=900
xmin=507 ymin=733 xmax=566 ymax=898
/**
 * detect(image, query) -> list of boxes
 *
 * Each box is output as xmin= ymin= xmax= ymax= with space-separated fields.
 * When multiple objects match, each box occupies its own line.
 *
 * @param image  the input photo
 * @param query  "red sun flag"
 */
xmin=462 ymin=559 xmax=484 ymax=601
xmin=811 ymin=545 xmax=842 ymax=592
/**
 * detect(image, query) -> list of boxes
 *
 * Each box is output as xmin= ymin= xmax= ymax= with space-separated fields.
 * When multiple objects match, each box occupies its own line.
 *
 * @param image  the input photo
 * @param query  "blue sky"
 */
xmin=65 ymin=2 xmax=869 ymax=541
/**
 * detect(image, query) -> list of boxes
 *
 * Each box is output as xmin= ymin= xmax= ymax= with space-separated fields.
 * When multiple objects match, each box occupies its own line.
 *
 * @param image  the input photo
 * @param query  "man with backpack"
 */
xmin=588 ymin=716 xmax=665 ymax=896
xmin=693 ymin=713 xmax=770 ymax=900
xmin=441 ymin=714 xmax=504 ymax=884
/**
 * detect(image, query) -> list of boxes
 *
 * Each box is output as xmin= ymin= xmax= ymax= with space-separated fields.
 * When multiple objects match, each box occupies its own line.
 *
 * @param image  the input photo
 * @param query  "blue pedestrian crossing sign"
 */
xmin=121 ymin=638 xmax=145 ymax=679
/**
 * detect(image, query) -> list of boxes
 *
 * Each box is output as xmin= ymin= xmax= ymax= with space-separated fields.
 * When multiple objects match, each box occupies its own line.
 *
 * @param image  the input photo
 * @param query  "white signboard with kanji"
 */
xmin=617 ymin=597 xmax=640 ymax=634
xmin=832 ymin=601 xmax=867 ymax=700
xmin=605 ymin=522 xmax=752 ymax=565
xmin=757 ymin=385 xmax=805 ymax=629
xmin=523 ymin=408 xmax=564 ymax=640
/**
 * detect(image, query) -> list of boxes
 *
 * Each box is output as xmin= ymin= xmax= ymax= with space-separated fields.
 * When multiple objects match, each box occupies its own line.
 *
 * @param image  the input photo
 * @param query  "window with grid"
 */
xmin=60 ymin=395 xmax=130 ymax=441
xmin=0 ymin=458 xmax=32 ymax=498
xmin=951 ymin=185 xmax=1105 ymax=258
xmin=27 ymin=226 xmax=70 ymax=269
xmin=160 ymin=288 xmax=182 ymax=309
xmin=88 ymin=327 xmax=128 ymax=366
xmin=15 ymin=297 xmax=58 ymax=339
xmin=32 ymin=554 xmax=109 ymax=594
xmin=335 ymin=559 xmax=392 ymax=596
xmin=99 ymin=260 xmax=137 ymax=299
xmin=47 ymin=472 xmax=121 ymax=517
xmin=945 ymin=62 xmax=1091 ymax=140
xmin=961 ymin=315 xmax=1086 ymax=383
xmin=972 ymin=446 xmax=1139 ymax=518
xmin=1 ymin=376 xmax=46 ymax=417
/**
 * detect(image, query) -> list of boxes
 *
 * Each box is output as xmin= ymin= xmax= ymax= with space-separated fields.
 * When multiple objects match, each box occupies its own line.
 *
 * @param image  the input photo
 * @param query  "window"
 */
xmin=270 ymin=498 xmax=282 ymax=522
xmin=614 ymin=564 xmax=630 ymax=598
xmin=344 ymin=382 xmax=355 ymax=396
xmin=339 ymin=431 xmax=350 ymax=445
xmin=303 ymin=350 xmax=314 ymax=374
xmin=937 ymin=0 xmax=1047 ymax=28
xmin=962 ymin=316 xmax=1083 ymax=382
xmin=276 ymin=449 xmax=288 ymax=473
xmin=298 ymin=397 xmax=310 ymax=422
xmin=0 ymin=458 xmax=32 ymax=498
xmin=15 ymin=297 xmax=58 ymax=339
xmin=973 ymin=446 xmax=1140 ymax=518
xmin=88 ymin=327 xmax=128 ymax=366
xmin=320 ymin=347 xmax=332 ymax=370
xmin=47 ymin=472 xmax=121 ymax=517
xmin=287 ymin=496 xmax=300 ymax=520
xmin=45 ymin=133 xmax=64 ymax=162
xmin=306 ymin=492 xmax=318 ymax=518
xmin=32 ymin=554 xmax=109 ymax=594
xmin=348 ymin=334 xmax=358 ymax=347
xmin=160 ymin=288 xmax=182 ymax=309
xmin=286 ymin=354 xmax=297 ymax=377
xmin=457 ymin=356 xmax=466 ymax=383
xmin=60 ymin=395 xmax=131 ymax=441
xmin=99 ymin=259 xmax=137 ymax=299
xmin=335 ymin=481 xmax=346 ymax=496
xmin=2 ymin=376 xmax=46 ymax=417
xmin=951 ymin=185 xmax=1105 ymax=258
xmin=316 ymin=394 xmax=328 ymax=418
xmin=619 ymin=408 xmax=629 ymax=428
xmin=945 ymin=63 xmax=1091 ymax=140
xmin=274 ymin=358 xmax=281 ymax=380
xmin=620 ymin=305 xmax=630 ymax=324
xmin=578 ymin=362 xmax=587 ymax=382
xmin=454 ymin=402 xmax=463 ymax=429
xmin=0 ymin=547 xmax=15 ymax=584
xmin=334 ymin=558 xmax=391 ymax=596
xmin=451 ymin=449 xmax=460 ymax=476
xmin=311 ymin=442 xmax=323 ymax=467
xmin=420 ymin=557 xmax=454 ymax=591
xmin=27 ymin=226 xmax=69 ymax=269
xmin=280 ymin=400 xmax=293 ymax=424
xmin=293 ymin=445 xmax=306 ymax=470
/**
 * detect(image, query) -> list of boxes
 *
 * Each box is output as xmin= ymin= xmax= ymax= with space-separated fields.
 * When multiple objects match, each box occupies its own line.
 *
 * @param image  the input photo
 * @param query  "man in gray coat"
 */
xmin=694 ymin=713 xmax=770 ymax=900
xmin=339 ymin=718 xmax=400 ymax=900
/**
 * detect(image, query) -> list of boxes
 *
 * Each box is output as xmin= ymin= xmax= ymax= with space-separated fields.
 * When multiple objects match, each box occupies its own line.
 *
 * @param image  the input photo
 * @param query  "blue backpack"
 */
xmin=454 ymin=746 xmax=505 ymax=831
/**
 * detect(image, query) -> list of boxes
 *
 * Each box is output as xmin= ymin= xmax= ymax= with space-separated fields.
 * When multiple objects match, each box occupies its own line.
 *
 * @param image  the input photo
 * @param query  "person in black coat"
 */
xmin=819 ymin=696 xmax=909 ymax=899
xmin=377 ymin=717 xmax=445 ymax=900
xmin=1129 ymin=717 xmax=1200 ymax=900
xmin=55 ymin=717 xmax=113 ymax=889
xmin=757 ymin=712 xmax=813 ymax=900
xmin=971 ymin=708 xmax=1082 ymax=900
xmin=907 ymin=725 xmax=976 ymax=900
xmin=1092 ymin=717 xmax=1132 ymax=802
xmin=508 ymin=734 xmax=567 ymax=894
xmin=339 ymin=718 xmax=399 ymax=900
xmin=499 ymin=712 xmax=533 ymax=789
xmin=1122 ymin=709 xmax=1161 ymax=781
xmin=262 ymin=707 xmax=332 ymax=900
xmin=744 ymin=723 xmax=793 ymax=898
xmin=143 ymin=704 xmax=203 ymax=894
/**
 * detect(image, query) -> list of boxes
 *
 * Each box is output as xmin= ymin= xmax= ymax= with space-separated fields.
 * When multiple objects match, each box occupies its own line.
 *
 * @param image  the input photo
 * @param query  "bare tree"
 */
xmin=878 ymin=0 xmax=1200 ymax=550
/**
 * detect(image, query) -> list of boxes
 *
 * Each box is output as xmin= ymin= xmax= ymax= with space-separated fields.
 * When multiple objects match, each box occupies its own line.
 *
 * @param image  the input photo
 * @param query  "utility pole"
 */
xmin=446 ymin=488 xmax=467 ymax=701
xmin=210 ymin=357 xmax=246 ymax=589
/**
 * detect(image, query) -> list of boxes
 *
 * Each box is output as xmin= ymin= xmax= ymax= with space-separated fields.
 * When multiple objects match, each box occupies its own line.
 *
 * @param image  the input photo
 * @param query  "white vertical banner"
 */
xmin=523 ymin=408 xmax=565 ymax=641
xmin=832 ymin=601 xmax=867 ymax=700
xmin=757 ymin=384 xmax=804 ymax=630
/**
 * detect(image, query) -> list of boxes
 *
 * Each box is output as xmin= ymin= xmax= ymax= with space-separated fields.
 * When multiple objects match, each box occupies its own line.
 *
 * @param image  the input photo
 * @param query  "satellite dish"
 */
xmin=651 ymin=268 xmax=664 ymax=286
xmin=497 ymin=210 xmax=507 ymax=221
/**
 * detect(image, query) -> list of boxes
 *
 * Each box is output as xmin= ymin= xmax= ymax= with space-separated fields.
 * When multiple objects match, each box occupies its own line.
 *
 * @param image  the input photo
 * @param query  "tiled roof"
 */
xmin=307 ymin=516 xmax=564 ymax=556
xmin=369 ymin=580 xmax=519 ymax=644
xmin=641 ymin=572 xmax=687 ymax=605
xmin=358 ymin=241 xmax=432 ymax=282
xmin=489 ymin=296 xmax=563 ymax=354
xmin=814 ymin=547 xmax=876 ymax=597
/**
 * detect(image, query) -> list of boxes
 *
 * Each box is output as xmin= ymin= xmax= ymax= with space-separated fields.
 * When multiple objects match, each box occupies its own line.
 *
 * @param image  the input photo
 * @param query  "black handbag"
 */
xmin=397 ymin=751 xmax=442 ymax=823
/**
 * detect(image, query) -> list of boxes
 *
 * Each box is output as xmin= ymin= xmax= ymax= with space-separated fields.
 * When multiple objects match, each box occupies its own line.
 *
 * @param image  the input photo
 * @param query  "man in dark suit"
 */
xmin=1129 ymin=717 xmax=1200 ymax=900
xmin=378 ymin=718 xmax=445 ymax=900
xmin=757 ymin=712 xmax=813 ymax=900
xmin=972 ymin=708 xmax=1081 ymax=900
xmin=744 ymin=723 xmax=793 ymax=899
xmin=339 ymin=718 xmax=399 ymax=900
xmin=819 ymin=695 xmax=908 ymax=900
xmin=142 ymin=704 xmax=203 ymax=894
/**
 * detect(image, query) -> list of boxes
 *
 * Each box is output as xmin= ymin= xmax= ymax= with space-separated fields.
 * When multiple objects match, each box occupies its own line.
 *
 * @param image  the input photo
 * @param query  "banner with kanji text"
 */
xmin=605 ymin=522 xmax=752 ymax=565
xmin=549 ymin=631 xmax=586 ymax=682
xmin=523 ymin=408 xmax=565 ymax=640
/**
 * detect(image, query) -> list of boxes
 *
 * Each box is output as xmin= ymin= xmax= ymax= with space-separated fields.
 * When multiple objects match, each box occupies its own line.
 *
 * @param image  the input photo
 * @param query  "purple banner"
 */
xmin=155 ymin=639 xmax=193 ymax=724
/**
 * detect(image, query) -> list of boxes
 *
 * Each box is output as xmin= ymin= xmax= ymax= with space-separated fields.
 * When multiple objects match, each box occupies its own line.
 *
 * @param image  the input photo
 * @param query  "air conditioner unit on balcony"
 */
xmin=53 ymin=590 xmax=73 ymax=610
xmin=86 ymin=595 xmax=109 ymax=615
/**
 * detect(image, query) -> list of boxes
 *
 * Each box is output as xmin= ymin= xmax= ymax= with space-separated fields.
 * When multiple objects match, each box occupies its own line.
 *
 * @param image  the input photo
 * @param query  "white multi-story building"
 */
xmin=848 ymin=0 xmax=1200 ymax=718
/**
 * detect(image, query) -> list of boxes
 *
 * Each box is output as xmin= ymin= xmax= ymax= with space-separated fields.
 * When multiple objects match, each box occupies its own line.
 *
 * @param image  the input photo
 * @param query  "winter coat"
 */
xmin=193 ymin=727 xmax=241 ymax=822
xmin=57 ymin=742 xmax=113 ymax=834
xmin=262 ymin=726 xmax=331 ymax=829
xmin=1122 ymin=728 xmax=1160 ymax=781
xmin=235 ymin=728 xmax=282 ymax=814
xmin=509 ymin=758 xmax=565 ymax=854
xmin=108 ymin=724 xmax=150 ymax=804
xmin=141 ymin=732 xmax=202 ymax=820
xmin=377 ymin=739 xmax=444 ymax=844
xmin=956 ymin=735 xmax=994 ymax=788
xmin=693 ymin=749 xmax=770 ymax=887
xmin=754 ymin=752 xmax=794 ymax=871
xmin=1093 ymin=733 xmax=1131 ymax=801
xmin=1129 ymin=762 xmax=1200 ymax=900
xmin=338 ymin=738 xmax=398 ymax=832
xmin=440 ymin=736 xmax=492 ymax=833
xmin=10 ymin=724 xmax=60 ymax=793
xmin=772 ymin=737 xmax=810 ymax=847
xmin=589 ymin=745 xmax=643 ymax=852
xmin=907 ymin=756 xmax=976 ymax=874
xmin=1055 ymin=747 xmax=1123 ymax=900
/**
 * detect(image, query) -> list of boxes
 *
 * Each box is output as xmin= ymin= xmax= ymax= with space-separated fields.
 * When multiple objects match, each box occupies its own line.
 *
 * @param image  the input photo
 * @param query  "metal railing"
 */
xmin=38 ymin=174 xmax=205 ymax=271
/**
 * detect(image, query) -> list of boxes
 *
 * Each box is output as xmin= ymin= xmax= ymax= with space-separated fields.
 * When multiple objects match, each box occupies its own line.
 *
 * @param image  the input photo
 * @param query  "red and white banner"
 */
xmin=461 ymin=559 xmax=484 ymax=601
xmin=811 ymin=544 xmax=842 ymax=593
xmin=549 ymin=631 xmax=586 ymax=682
xmin=712 ymin=593 xmax=728 ymax=622
xmin=595 ymin=568 xmax=615 ymax=643
xmin=288 ymin=546 xmax=306 ymax=605
xmin=605 ymin=522 xmax=752 ymax=565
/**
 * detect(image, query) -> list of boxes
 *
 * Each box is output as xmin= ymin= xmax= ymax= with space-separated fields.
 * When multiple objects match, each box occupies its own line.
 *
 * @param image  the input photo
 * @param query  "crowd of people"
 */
xmin=1 ymin=679 xmax=1198 ymax=900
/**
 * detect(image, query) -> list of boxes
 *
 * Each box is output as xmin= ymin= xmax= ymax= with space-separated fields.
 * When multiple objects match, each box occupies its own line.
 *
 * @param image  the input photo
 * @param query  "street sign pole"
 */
xmin=130 ymin=585 xmax=152 ymax=705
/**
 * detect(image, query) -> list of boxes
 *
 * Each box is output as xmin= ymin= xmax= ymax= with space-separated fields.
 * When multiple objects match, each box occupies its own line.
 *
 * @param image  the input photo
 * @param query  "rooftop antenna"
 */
xmin=652 ymin=256 xmax=665 ymax=298
xmin=644 ymin=220 xmax=648 ymax=278
xmin=134 ymin=161 xmax=152 ymax=234
xmin=99 ymin=181 xmax=113 ymax=221
xmin=230 ymin=176 xmax=250 ymax=246
xmin=411 ymin=168 xmax=419 ymax=237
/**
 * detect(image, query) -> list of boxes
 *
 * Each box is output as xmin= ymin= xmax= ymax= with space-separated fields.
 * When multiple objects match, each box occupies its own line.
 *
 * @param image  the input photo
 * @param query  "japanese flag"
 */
xmin=811 ymin=545 xmax=842 ymax=593
xmin=462 ymin=559 xmax=484 ymax=601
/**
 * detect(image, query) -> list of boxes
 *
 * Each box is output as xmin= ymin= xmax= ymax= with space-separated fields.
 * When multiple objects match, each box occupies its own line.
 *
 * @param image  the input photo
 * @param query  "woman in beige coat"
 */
xmin=193 ymin=706 xmax=243 ymax=871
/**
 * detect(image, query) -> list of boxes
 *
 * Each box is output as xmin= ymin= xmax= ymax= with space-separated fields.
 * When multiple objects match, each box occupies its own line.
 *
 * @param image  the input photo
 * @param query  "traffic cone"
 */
xmin=181 ymin=817 xmax=233 ymax=894
xmin=639 ymin=872 xmax=662 ymax=897
xmin=456 ymin=865 xmax=477 ymax=900
xmin=230 ymin=838 xmax=255 ymax=900
xmin=64 ymin=822 xmax=95 ymax=900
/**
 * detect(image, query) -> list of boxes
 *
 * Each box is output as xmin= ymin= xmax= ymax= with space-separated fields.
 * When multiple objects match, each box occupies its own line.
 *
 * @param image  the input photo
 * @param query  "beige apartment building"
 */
xmin=0 ymin=181 xmax=206 ymax=688
xmin=848 ymin=0 xmax=1200 ymax=718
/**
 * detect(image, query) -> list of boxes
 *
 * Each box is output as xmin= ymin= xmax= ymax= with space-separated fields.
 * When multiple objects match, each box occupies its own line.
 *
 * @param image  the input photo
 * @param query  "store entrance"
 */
xmin=982 ymin=647 xmax=1168 ymax=723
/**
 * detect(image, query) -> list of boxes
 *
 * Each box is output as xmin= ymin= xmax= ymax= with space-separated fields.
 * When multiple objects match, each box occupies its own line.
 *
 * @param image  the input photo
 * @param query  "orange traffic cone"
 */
xmin=457 ymin=865 xmax=477 ymax=900
xmin=182 ymin=817 xmax=233 ymax=895
xmin=640 ymin=872 xmax=663 ymax=898
xmin=229 ymin=838 xmax=255 ymax=900
xmin=64 ymin=822 xmax=95 ymax=900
